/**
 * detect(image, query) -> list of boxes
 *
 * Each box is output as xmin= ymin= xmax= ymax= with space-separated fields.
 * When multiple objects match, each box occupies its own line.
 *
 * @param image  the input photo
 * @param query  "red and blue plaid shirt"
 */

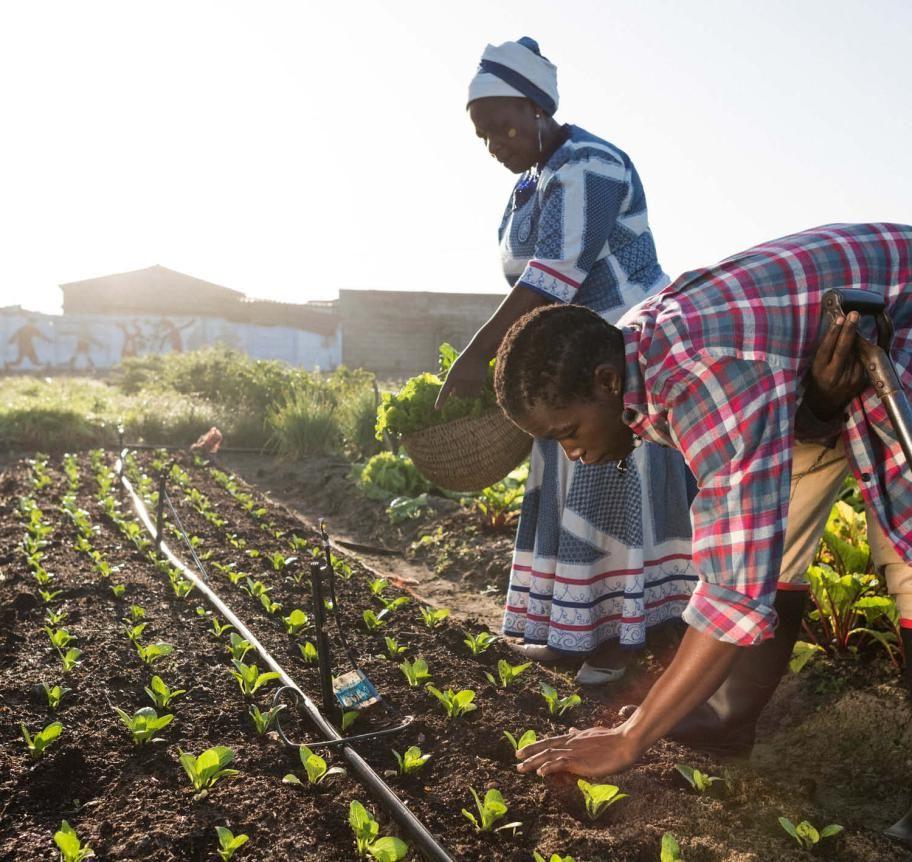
xmin=619 ymin=223 xmax=912 ymax=645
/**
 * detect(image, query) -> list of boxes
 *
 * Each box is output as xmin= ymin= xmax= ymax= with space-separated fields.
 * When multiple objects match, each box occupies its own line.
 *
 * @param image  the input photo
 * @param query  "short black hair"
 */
xmin=494 ymin=304 xmax=625 ymax=420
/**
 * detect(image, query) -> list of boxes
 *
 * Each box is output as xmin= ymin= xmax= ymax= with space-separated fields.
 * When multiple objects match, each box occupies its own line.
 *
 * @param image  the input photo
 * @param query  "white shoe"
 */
xmin=575 ymin=661 xmax=627 ymax=686
xmin=507 ymin=642 xmax=561 ymax=662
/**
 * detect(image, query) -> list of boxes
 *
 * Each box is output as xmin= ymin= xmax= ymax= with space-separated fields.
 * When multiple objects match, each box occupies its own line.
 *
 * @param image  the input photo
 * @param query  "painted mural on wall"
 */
xmin=1 ymin=312 xmax=340 ymax=372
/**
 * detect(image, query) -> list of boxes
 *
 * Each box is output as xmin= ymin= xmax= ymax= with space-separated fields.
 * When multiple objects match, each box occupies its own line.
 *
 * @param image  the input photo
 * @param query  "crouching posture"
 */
xmin=494 ymin=222 xmax=912 ymax=845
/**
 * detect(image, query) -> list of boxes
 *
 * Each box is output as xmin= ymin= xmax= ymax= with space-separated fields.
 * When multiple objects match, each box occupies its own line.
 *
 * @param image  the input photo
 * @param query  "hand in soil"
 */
xmin=515 ymin=725 xmax=642 ymax=778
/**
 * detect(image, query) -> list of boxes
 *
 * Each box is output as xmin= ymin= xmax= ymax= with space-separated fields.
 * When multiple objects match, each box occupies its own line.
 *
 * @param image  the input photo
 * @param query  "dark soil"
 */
xmin=1 ymin=451 xmax=910 ymax=861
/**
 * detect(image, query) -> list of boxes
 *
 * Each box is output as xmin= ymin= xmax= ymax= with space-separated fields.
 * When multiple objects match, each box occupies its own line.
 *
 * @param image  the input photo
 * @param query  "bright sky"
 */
xmin=2 ymin=0 xmax=910 ymax=315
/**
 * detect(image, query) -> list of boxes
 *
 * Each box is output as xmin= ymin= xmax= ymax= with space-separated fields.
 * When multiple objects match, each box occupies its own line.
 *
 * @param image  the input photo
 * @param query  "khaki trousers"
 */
xmin=779 ymin=438 xmax=912 ymax=622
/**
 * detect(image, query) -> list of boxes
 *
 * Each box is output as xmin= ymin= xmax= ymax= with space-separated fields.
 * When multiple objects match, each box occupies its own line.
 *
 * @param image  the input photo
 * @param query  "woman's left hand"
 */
xmin=515 ymin=725 xmax=644 ymax=778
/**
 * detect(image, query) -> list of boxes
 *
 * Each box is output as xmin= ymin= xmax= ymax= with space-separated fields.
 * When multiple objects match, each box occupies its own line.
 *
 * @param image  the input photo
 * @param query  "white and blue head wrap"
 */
xmin=467 ymin=36 xmax=559 ymax=116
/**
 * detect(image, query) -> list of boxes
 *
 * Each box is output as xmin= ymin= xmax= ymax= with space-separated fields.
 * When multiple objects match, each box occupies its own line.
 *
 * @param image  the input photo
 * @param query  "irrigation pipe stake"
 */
xmin=115 ymin=452 xmax=455 ymax=862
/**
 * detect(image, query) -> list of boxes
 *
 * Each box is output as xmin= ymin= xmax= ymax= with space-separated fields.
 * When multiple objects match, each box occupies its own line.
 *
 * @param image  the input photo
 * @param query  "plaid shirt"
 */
xmin=618 ymin=223 xmax=912 ymax=645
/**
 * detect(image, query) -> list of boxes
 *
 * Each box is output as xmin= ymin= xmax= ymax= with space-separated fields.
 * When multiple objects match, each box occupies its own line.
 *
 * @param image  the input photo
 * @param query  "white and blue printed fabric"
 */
xmin=501 ymin=126 xmax=699 ymax=653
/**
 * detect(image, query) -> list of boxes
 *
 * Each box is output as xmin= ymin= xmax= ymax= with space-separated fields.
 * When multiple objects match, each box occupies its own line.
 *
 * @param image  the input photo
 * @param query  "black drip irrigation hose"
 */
xmin=115 ymin=452 xmax=455 ymax=862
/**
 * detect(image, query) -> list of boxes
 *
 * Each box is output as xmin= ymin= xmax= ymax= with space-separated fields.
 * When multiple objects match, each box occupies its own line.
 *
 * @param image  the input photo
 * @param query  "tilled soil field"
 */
xmin=1 ymin=450 xmax=910 ymax=861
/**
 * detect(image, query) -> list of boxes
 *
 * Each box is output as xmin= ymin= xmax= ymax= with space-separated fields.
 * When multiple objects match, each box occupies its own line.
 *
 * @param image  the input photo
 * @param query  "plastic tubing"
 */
xmin=116 ymin=453 xmax=455 ymax=862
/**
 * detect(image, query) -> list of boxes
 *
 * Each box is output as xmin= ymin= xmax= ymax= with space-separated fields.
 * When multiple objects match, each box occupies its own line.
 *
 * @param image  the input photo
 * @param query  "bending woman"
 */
xmin=437 ymin=37 xmax=697 ymax=684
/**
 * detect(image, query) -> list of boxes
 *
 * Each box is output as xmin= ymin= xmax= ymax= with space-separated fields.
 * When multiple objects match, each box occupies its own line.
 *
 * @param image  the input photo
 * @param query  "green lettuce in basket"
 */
xmin=375 ymin=343 xmax=497 ymax=439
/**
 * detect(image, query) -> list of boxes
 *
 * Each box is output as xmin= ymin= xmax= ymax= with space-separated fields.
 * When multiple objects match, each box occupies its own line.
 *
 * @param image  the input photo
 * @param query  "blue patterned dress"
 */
xmin=501 ymin=125 xmax=698 ymax=653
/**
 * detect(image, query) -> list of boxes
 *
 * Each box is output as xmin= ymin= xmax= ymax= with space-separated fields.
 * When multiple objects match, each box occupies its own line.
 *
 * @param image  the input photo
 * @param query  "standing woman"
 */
xmin=437 ymin=37 xmax=697 ymax=684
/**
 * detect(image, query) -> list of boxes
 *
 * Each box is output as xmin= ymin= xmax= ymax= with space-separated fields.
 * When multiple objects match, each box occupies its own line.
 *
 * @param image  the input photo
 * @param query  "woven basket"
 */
xmin=400 ymin=408 xmax=532 ymax=492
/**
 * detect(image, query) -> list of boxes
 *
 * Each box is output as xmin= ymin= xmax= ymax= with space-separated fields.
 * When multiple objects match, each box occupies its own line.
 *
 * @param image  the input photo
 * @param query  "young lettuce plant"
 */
xmin=45 ymin=626 xmax=77 ymax=652
xmin=114 ymin=706 xmax=174 ymax=745
xmin=44 ymin=607 xmax=68 ymax=626
xmin=20 ymin=720 xmax=62 ymax=758
xmin=419 ymin=606 xmax=450 ymax=629
xmin=248 ymin=703 xmax=286 ymax=735
xmin=282 ymin=608 xmax=310 ymax=636
xmin=362 ymin=609 xmax=389 ymax=632
xmin=578 ymin=779 xmax=628 ymax=820
xmin=378 ymin=595 xmax=410 ymax=613
xmin=179 ymin=746 xmax=238 ymax=796
xmin=661 ymin=834 xmax=684 ymax=862
xmin=540 ymin=682 xmax=581 ymax=716
xmin=210 ymin=616 xmax=234 ymax=638
xmin=39 ymin=587 xmax=63 ymax=604
xmin=227 ymin=633 xmax=254 ymax=662
xmin=392 ymin=745 xmax=430 ymax=775
xmin=54 ymin=820 xmax=95 ymax=862
xmin=144 ymin=675 xmax=187 ymax=709
xmin=341 ymin=710 xmax=360 ymax=732
xmin=42 ymin=682 xmax=72 ymax=712
xmin=348 ymin=801 xmax=408 ymax=860
xmin=60 ymin=648 xmax=82 ymax=674
xmin=675 ymin=764 xmax=725 ymax=795
xmin=462 ymin=788 xmax=521 ymax=833
xmin=384 ymin=637 xmax=407 ymax=659
xmin=484 ymin=658 xmax=531 ymax=688
xmin=136 ymin=641 xmax=174 ymax=667
xmin=426 ymin=686 xmax=478 ymax=720
xmin=283 ymin=745 xmax=345 ymax=786
xmin=533 ymin=854 xmax=575 ymax=862
xmin=110 ymin=584 xmax=126 ymax=598
xmin=503 ymin=729 xmax=537 ymax=751
xmin=398 ymin=657 xmax=431 ymax=687
xmin=215 ymin=826 xmax=249 ymax=861
xmin=230 ymin=659 xmax=280 ymax=698
xmin=463 ymin=631 xmax=498 ymax=656
xmin=124 ymin=622 xmax=147 ymax=644
xmin=778 ymin=817 xmax=843 ymax=849
xmin=299 ymin=641 xmax=319 ymax=663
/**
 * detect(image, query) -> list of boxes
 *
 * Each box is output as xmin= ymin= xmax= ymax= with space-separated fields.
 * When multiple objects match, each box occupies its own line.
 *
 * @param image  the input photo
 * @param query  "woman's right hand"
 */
xmin=435 ymin=348 xmax=489 ymax=409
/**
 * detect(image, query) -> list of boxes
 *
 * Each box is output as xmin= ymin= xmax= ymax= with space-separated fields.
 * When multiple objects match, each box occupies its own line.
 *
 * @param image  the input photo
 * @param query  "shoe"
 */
xmin=507 ymin=642 xmax=561 ymax=662
xmin=575 ymin=661 xmax=627 ymax=686
xmin=619 ymin=589 xmax=807 ymax=755
xmin=884 ymin=628 xmax=912 ymax=847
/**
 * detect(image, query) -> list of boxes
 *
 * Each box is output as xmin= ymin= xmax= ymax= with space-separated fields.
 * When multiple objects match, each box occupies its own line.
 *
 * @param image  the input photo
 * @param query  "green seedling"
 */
xmin=209 ymin=616 xmax=234 ymax=638
xmin=362 ymin=609 xmax=389 ymax=631
xmin=426 ymin=685 xmax=477 ymax=720
xmin=378 ymin=595 xmax=410 ymax=613
xmin=675 ymin=764 xmax=724 ymax=794
xmin=54 ymin=819 xmax=95 ymax=861
xmin=39 ymin=587 xmax=63 ymax=604
xmin=45 ymin=626 xmax=76 ymax=652
xmin=282 ymin=609 xmax=310 ymax=635
xmin=124 ymin=622 xmax=147 ymax=643
xmin=503 ymin=729 xmax=537 ymax=751
xmin=127 ymin=604 xmax=146 ymax=621
xmin=463 ymin=630 xmax=498 ymax=655
xmin=136 ymin=641 xmax=174 ymax=666
xmin=179 ymin=745 xmax=239 ymax=795
xmin=368 ymin=577 xmax=388 ymax=596
xmin=228 ymin=633 xmax=254 ymax=662
xmin=484 ymin=658 xmax=531 ymax=688
xmin=215 ymin=826 xmax=249 ymax=861
xmin=392 ymin=745 xmax=430 ymax=775
xmin=341 ymin=710 xmax=359 ymax=732
xmin=33 ymin=567 xmax=54 ymax=586
xmin=20 ymin=720 xmax=62 ymax=758
xmin=533 ymin=854 xmax=575 ymax=862
xmin=299 ymin=641 xmax=319 ymax=663
xmin=419 ymin=606 xmax=450 ymax=629
xmin=778 ymin=817 xmax=843 ymax=849
xmin=243 ymin=577 xmax=270 ymax=598
xmin=44 ymin=607 xmax=68 ymax=626
xmin=268 ymin=552 xmax=297 ymax=573
xmin=384 ymin=637 xmax=407 ymax=658
xmin=398 ymin=657 xmax=431 ymax=687
xmin=283 ymin=745 xmax=345 ymax=786
xmin=259 ymin=593 xmax=282 ymax=615
xmin=114 ymin=705 xmax=174 ymax=745
xmin=578 ymin=779 xmax=627 ymax=820
xmin=60 ymin=647 xmax=82 ymax=673
xmin=462 ymin=787 xmax=520 ymax=833
xmin=42 ymin=682 xmax=71 ymax=711
xmin=230 ymin=659 xmax=280 ymax=698
xmin=110 ymin=584 xmax=126 ymax=598
xmin=144 ymin=675 xmax=187 ymax=709
xmin=540 ymin=682 xmax=581 ymax=716
xmin=348 ymin=801 xmax=408 ymax=860
xmin=170 ymin=577 xmax=194 ymax=599
xmin=661 ymin=834 xmax=684 ymax=862
xmin=248 ymin=703 xmax=285 ymax=735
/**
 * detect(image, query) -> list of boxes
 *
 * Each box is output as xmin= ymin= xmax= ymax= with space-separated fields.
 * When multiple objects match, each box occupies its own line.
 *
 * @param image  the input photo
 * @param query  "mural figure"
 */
xmin=6 ymin=319 xmax=50 ymax=370
xmin=117 ymin=321 xmax=144 ymax=359
xmin=67 ymin=323 xmax=104 ymax=370
xmin=157 ymin=318 xmax=195 ymax=353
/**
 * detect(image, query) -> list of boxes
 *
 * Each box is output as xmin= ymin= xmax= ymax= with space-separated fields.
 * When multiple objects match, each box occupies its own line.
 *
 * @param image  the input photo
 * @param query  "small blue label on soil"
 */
xmin=333 ymin=669 xmax=381 ymax=709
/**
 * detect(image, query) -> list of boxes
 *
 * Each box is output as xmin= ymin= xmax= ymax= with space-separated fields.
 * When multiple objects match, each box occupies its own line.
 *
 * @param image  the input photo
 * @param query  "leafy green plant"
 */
xmin=426 ymin=685 xmax=477 ymax=720
xmin=661 ymin=834 xmax=684 ymax=862
xmin=45 ymin=626 xmax=76 ymax=652
xmin=228 ymin=633 xmax=254 ymax=662
xmin=299 ymin=641 xmax=318 ymax=663
xmin=42 ymin=682 xmax=71 ymax=711
xmin=533 ymin=853 xmax=575 ymax=862
xmin=578 ymin=779 xmax=627 ymax=820
xmin=282 ymin=609 xmax=310 ymax=635
xmin=114 ymin=706 xmax=174 ymax=745
xmin=136 ymin=641 xmax=174 ymax=667
xmin=484 ymin=658 xmax=531 ymax=688
xmin=268 ymin=551 xmax=297 ymax=573
xmin=384 ymin=636 xmax=407 ymax=658
xmin=463 ymin=630 xmax=498 ymax=655
xmin=210 ymin=616 xmax=234 ymax=638
xmin=368 ymin=577 xmax=388 ymax=596
xmin=675 ymin=764 xmax=725 ymax=794
xmin=259 ymin=593 xmax=282 ymax=615
xmin=378 ymin=595 xmax=410 ymax=613
xmin=248 ymin=703 xmax=285 ymax=735
xmin=179 ymin=745 xmax=239 ymax=794
xmin=348 ymin=800 xmax=409 ymax=860
xmin=398 ymin=657 xmax=431 ymax=687
xmin=462 ymin=787 xmax=520 ymax=833
xmin=357 ymin=452 xmax=430 ymax=500
xmin=124 ymin=622 xmax=147 ymax=643
xmin=363 ymin=609 xmax=389 ymax=631
xmin=144 ymin=675 xmax=187 ymax=709
xmin=54 ymin=820 xmax=95 ymax=861
xmin=540 ymin=682 xmax=581 ymax=716
xmin=341 ymin=710 xmax=359 ymax=732
xmin=44 ymin=607 xmax=67 ymax=626
xmin=39 ymin=587 xmax=63 ymax=604
xmin=230 ymin=659 xmax=280 ymax=698
xmin=419 ymin=606 xmax=450 ymax=629
xmin=789 ymin=640 xmax=825 ymax=674
xmin=473 ymin=467 xmax=527 ymax=530
xmin=215 ymin=826 xmax=249 ymax=861
xmin=110 ymin=583 xmax=126 ymax=598
xmin=503 ymin=729 xmax=537 ymax=751
xmin=778 ymin=817 xmax=843 ymax=849
xmin=127 ymin=604 xmax=146 ymax=621
xmin=60 ymin=647 xmax=82 ymax=673
xmin=392 ymin=745 xmax=430 ymax=775
xmin=283 ymin=745 xmax=345 ymax=785
xmin=20 ymin=720 xmax=62 ymax=758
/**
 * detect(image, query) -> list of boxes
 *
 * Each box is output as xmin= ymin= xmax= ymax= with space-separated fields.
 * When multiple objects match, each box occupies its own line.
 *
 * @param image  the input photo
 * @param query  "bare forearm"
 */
xmin=464 ymin=285 xmax=552 ymax=359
